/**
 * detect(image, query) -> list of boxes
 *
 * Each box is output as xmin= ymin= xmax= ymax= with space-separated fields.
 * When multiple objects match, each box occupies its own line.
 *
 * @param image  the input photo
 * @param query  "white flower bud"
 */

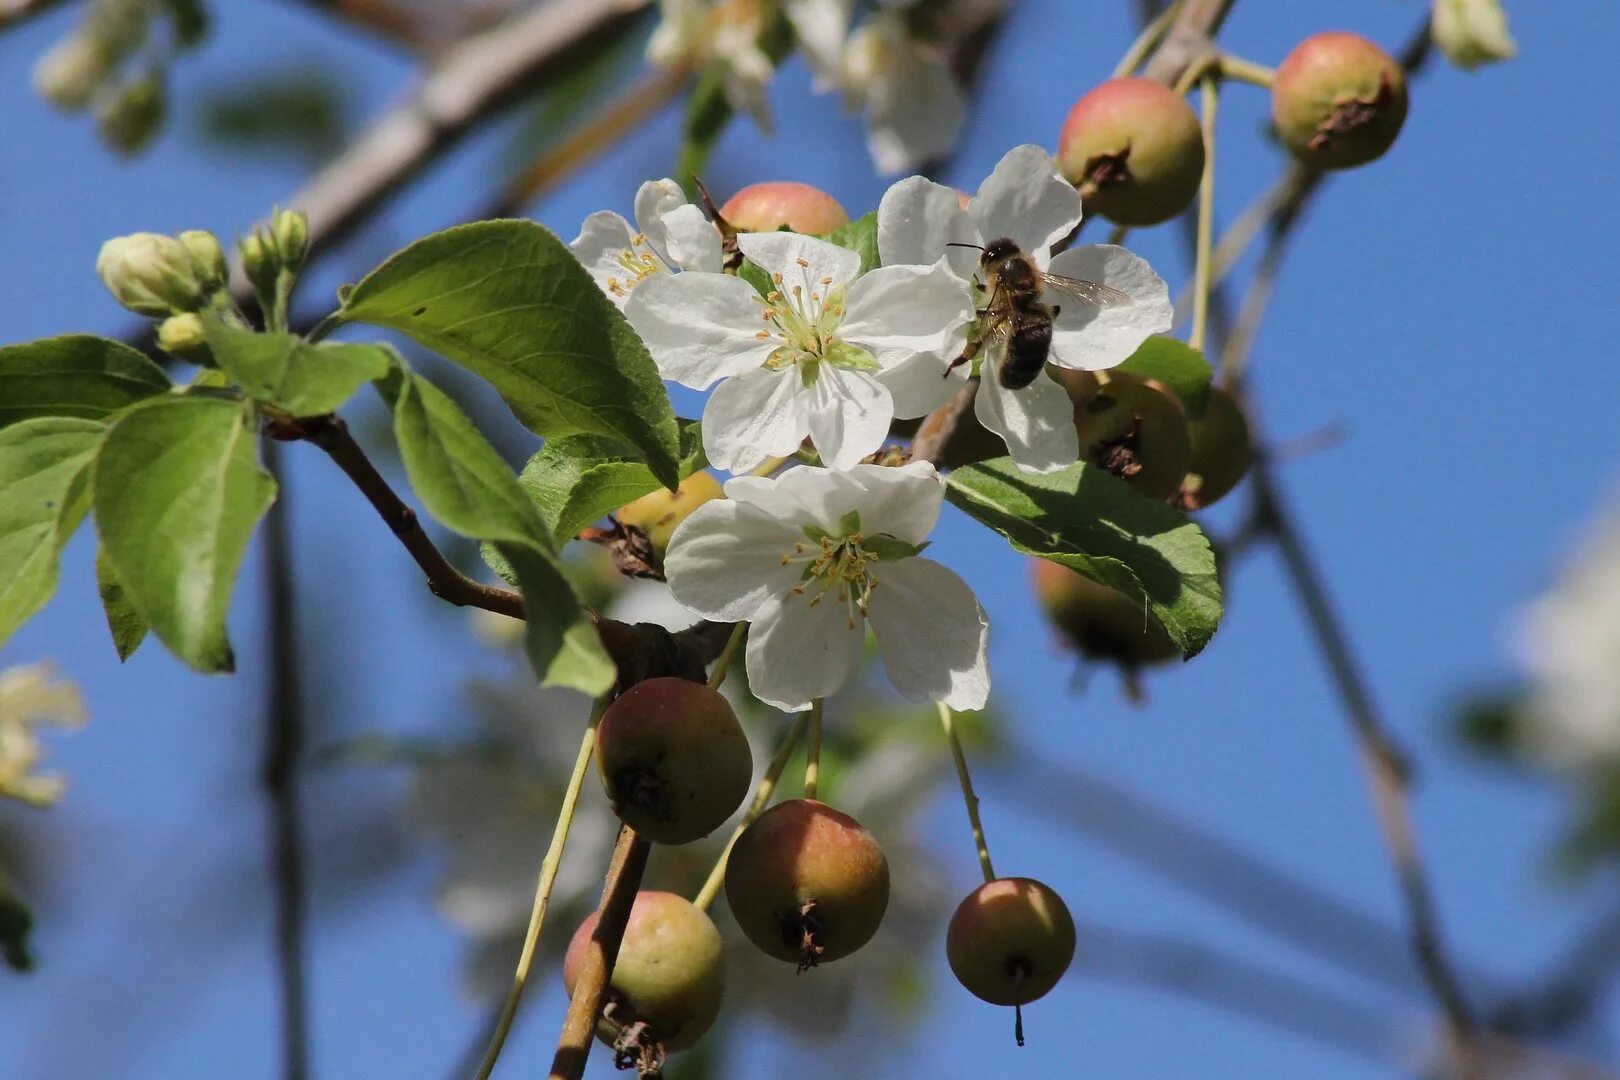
xmin=270 ymin=208 xmax=309 ymax=267
xmin=96 ymin=232 xmax=205 ymax=317
xmin=1433 ymin=0 xmax=1517 ymax=71
xmin=178 ymin=230 xmax=226 ymax=291
xmin=32 ymin=35 xmax=112 ymax=110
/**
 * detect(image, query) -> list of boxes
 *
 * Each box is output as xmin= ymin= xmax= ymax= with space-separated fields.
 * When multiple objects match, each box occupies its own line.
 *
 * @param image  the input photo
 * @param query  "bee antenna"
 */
xmin=946 ymin=242 xmax=987 ymax=251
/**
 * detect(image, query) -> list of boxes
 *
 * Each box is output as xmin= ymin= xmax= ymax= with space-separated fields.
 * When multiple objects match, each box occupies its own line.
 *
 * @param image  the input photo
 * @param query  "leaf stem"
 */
xmin=693 ymin=711 xmax=810 ymax=912
xmin=1114 ymin=0 xmax=1184 ymax=78
xmin=938 ymin=702 xmax=995 ymax=883
xmin=548 ymin=825 xmax=652 ymax=1080
xmin=474 ymin=695 xmax=607 ymax=1080
xmin=1188 ymin=73 xmax=1218 ymax=355
xmin=706 ymin=622 xmax=746 ymax=690
xmin=803 ymin=699 xmax=823 ymax=800
xmin=303 ymin=311 xmax=343 ymax=344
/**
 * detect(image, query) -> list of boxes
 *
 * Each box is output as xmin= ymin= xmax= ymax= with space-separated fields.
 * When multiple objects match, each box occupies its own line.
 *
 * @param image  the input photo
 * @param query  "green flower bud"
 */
xmin=96 ymin=232 xmax=205 ymax=317
xmin=270 ymin=208 xmax=309 ymax=268
xmin=239 ymin=229 xmax=278 ymax=297
xmin=32 ymin=35 xmax=113 ymax=110
xmin=1432 ymin=0 xmax=1516 ymax=71
xmin=178 ymin=230 xmax=227 ymax=292
xmin=96 ymin=70 xmax=165 ymax=156
xmin=84 ymin=0 xmax=152 ymax=60
xmin=156 ymin=312 xmax=212 ymax=365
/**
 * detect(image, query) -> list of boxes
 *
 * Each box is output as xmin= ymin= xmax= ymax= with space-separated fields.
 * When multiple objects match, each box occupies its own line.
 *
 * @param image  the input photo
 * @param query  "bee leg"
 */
xmin=945 ymin=336 xmax=981 ymax=377
xmin=1051 ymin=304 xmax=1061 ymax=318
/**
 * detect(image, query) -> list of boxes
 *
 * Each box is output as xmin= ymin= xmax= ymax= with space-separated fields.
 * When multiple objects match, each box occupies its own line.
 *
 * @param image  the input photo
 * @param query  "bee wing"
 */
xmin=1040 ymin=273 xmax=1136 ymax=310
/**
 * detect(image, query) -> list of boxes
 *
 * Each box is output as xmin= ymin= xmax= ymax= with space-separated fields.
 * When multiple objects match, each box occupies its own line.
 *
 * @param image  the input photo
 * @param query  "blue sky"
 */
xmin=2 ymin=1 xmax=1619 ymax=1077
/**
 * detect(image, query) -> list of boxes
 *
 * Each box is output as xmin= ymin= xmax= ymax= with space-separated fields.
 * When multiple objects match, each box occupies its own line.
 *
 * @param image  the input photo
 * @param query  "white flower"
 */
xmin=1516 ymin=501 xmax=1620 ymax=773
xmin=570 ymin=178 xmax=723 ymax=308
xmin=626 ymin=231 xmax=973 ymax=472
xmin=785 ymin=2 xmax=965 ymax=174
xmin=877 ymin=144 xmax=1174 ymax=473
xmin=0 ymin=663 xmax=86 ymax=807
xmin=1432 ymin=0 xmax=1517 ymax=71
xmin=647 ymin=0 xmax=777 ymax=128
xmin=663 ymin=461 xmax=989 ymax=712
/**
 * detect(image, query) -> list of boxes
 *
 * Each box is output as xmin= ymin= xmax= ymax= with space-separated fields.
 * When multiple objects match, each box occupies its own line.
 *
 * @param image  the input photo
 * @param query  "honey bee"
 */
xmin=947 ymin=238 xmax=1135 ymax=389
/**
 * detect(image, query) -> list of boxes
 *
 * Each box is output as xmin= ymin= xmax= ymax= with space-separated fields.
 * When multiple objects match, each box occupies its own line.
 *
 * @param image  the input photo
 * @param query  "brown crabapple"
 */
xmin=1057 ymin=77 xmax=1206 ymax=226
xmin=946 ymin=877 xmax=1077 ymax=1041
xmin=1272 ymin=32 xmax=1408 ymax=170
xmin=1056 ymin=369 xmax=1192 ymax=501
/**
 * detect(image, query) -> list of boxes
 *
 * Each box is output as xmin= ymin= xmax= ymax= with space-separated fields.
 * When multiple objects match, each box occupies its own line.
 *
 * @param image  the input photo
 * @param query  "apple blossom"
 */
xmin=625 ymin=231 xmax=973 ymax=472
xmin=570 ymin=178 xmax=724 ymax=308
xmin=647 ymin=0 xmax=777 ymax=128
xmin=877 ymin=144 xmax=1174 ymax=472
xmin=1432 ymin=0 xmax=1517 ymax=71
xmin=663 ymin=461 xmax=989 ymax=712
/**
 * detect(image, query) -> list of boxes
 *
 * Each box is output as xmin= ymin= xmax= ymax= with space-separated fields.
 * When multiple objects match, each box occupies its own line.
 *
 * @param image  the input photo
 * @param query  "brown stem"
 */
xmin=909 ymin=377 xmax=980 ymax=467
xmin=0 ymin=0 xmax=64 ymax=29
xmin=549 ymin=826 xmax=652 ymax=1080
xmin=297 ymin=414 xmax=526 ymax=618
xmin=278 ymin=0 xmax=448 ymax=52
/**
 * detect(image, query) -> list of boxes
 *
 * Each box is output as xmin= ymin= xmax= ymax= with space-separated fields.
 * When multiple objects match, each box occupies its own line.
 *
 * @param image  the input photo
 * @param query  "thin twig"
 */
xmin=475 ymin=697 xmax=607 ymax=1080
xmin=0 ymin=0 xmax=64 ymax=29
xmin=260 ymin=441 xmax=310 ymax=1080
xmin=694 ymin=711 xmax=810 ymax=912
xmin=548 ymin=826 xmax=652 ymax=1080
xmin=939 ymin=703 xmax=995 ymax=883
xmin=1188 ymin=73 xmax=1218 ymax=353
xmin=300 ymin=415 xmax=526 ymax=618
xmin=278 ymin=0 xmax=447 ymax=53
xmin=1113 ymin=0 xmax=1183 ymax=78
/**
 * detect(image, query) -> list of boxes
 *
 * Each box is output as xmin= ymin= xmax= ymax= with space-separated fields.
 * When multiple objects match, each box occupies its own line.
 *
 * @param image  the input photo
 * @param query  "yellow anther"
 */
xmin=796 ymin=257 xmax=810 ymax=268
xmin=820 ymin=277 xmax=834 ymax=286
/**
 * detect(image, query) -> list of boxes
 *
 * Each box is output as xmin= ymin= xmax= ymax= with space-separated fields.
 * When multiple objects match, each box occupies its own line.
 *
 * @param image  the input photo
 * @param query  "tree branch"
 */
xmin=548 ymin=825 xmax=651 ymax=1080
xmin=0 ymin=0 xmax=65 ymax=29
xmin=260 ymin=441 xmax=311 ymax=1080
xmin=277 ymin=0 xmax=450 ymax=53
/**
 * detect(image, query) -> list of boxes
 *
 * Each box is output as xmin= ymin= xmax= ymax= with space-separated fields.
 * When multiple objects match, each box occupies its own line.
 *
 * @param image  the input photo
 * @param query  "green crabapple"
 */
xmin=1031 ymin=558 xmax=1180 ymax=677
xmin=615 ymin=472 xmax=724 ymax=556
xmin=1057 ymin=77 xmax=1205 ymax=227
xmin=1272 ymin=32 xmax=1408 ymax=170
xmin=1177 ymin=387 xmax=1253 ymax=510
xmin=719 ymin=181 xmax=850 ymax=234
xmin=563 ymin=891 xmax=726 ymax=1061
xmin=1056 ymin=369 xmax=1192 ymax=501
xmin=724 ymin=798 xmax=890 ymax=970
xmin=946 ymin=877 xmax=1076 ymax=1015
xmin=596 ymin=677 xmax=752 ymax=846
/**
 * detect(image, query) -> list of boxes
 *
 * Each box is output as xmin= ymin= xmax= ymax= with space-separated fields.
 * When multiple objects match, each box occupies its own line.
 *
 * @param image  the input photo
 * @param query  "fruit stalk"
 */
xmin=706 ymin=622 xmax=746 ymax=690
xmin=803 ymin=699 xmax=824 ymax=800
xmin=938 ymin=703 xmax=996 ymax=884
xmin=549 ymin=825 xmax=653 ymax=1080
xmin=475 ymin=696 xmax=607 ymax=1080
xmin=693 ymin=711 xmax=810 ymax=912
xmin=1189 ymin=73 xmax=1218 ymax=355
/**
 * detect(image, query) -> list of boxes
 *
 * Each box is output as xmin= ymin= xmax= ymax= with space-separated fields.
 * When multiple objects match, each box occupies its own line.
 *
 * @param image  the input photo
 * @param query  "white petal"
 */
xmin=878 ymin=349 xmax=968 ymax=419
xmin=744 ymin=586 xmax=867 ymax=712
xmin=737 ymin=231 xmax=861 ymax=289
xmin=876 ymin=175 xmax=979 ymax=277
xmin=806 ymin=366 xmax=893 ymax=470
xmin=975 ymin=364 xmax=1079 ymax=474
xmin=664 ymin=501 xmax=803 ymax=622
xmin=866 ymin=48 xmax=967 ymax=175
xmin=866 ymin=557 xmax=989 ymax=710
xmin=633 ymin=179 xmax=690 ymax=264
xmin=784 ymin=0 xmax=852 ymax=90
xmin=658 ymin=203 xmax=724 ymax=273
xmin=701 ymin=366 xmax=809 ymax=473
xmin=844 ymin=459 xmax=943 ymax=545
xmin=841 ymin=259 xmax=975 ymax=364
xmin=726 ymin=466 xmax=866 ymax=535
xmin=1045 ymin=245 xmax=1174 ymax=371
xmin=625 ymin=272 xmax=774 ymax=389
xmin=969 ymin=144 xmax=1082 ymax=266
xmin=569 ymin=211 xmax=649 ymax=308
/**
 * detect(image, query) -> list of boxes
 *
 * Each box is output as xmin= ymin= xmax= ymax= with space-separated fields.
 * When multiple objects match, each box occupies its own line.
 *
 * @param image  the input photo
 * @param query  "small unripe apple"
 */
xmin=946 ymin=877 xmax=1076 ymax=1007
xmin=617 ymin=472 xmax=723 ymax=555
xmin=1031 ymin=558 xmax=1179 ymax=671
xmin=1057 ymin=369 xmax=1192 ymax=501
xmin=1177 ymin=387 xmax=1253 ymax=510
xmin=724 ymin=798 xmax=889 ymax=969
xmin=1057 ymin=77 xmax=1205 ymax=226
xmin=563 ymin=891 xmax=725 ymax=1054
xmin=720 ymin=182 xmax=850 ymax=234
xmin=1272 ymin=32 xmax=1408 ymax=170
xmin=597 ymin=677 xmax=752 ymax=845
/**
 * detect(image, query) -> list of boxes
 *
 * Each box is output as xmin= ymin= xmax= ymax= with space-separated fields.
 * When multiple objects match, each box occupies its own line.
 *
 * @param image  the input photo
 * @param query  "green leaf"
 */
xmin=94 ymin=397 xmax=276 ymax=673
xmin=387 ymin=372 xmax=614 ymax=694
xmin=821 ymin=211 xmax=880 ymax=275
xmin=0 ymin=418 xmax=103 ymax=648
xmin=203 ymin=318 xmax=392 ymax=417
xmin=518 ymin=420 xmax=707 ymax=545
xmin=945 ymin=457 xmax=1222 ymax=656
xmin=0 ymin=335 xmax=170 ymax=430
xmin=95 ymin=546 xmax=148 ymax=661
xmin=338 ymin=219 xmax=682 ymax=487
xmin=1116 ymin=337 xmax=1213 ymax=419
xmin=160 ymin=0 xmax=209 ymax=46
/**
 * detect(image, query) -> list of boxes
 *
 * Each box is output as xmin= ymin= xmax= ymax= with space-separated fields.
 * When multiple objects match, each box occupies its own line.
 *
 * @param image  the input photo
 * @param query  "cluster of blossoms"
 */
xmin=570 ymin=144 xmax=1172 ymax=714
xmin=647 ymin=0 xmax=969 ymax=173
